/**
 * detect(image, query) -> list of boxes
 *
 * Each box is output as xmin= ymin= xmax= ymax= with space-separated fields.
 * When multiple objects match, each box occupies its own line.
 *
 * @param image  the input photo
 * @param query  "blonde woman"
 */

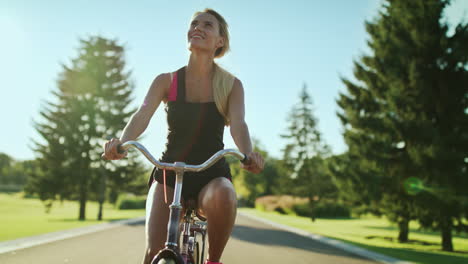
xmin=103 ymin=8 xmax=264 ymax=264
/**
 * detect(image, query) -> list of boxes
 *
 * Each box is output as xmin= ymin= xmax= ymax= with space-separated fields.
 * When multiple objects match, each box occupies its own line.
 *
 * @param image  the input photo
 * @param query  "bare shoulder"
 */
xmin=151 ymin=72 xmax=172 ymax=91
xmin=228 ymin=77 xmax=246 ymax=122
xmin=230 ymin=77 xmax=244 ymax=97
xmin=149 ymin=72 xmax=173 ymax=101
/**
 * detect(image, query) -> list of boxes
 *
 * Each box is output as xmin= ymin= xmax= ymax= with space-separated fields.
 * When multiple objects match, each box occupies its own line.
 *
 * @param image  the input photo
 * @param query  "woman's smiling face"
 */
xmin=187 ymin=12 xmax=224 ymax=56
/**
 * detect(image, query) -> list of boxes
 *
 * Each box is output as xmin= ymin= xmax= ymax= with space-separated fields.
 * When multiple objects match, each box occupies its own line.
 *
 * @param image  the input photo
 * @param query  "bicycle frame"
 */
xmin=181 ymin=205 xmax=207 ymax=263
xmin=116 ymin=141 xmax=246 ymax=264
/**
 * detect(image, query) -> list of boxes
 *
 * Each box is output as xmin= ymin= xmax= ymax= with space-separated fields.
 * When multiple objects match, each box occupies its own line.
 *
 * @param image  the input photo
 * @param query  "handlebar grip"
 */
xmin=241 ymin=153 xmax=251 ymax=165
xmin=101 ymin=144 xmax=125 ymax=161
xmin=117 ymin=144 xmax=125 ymax=154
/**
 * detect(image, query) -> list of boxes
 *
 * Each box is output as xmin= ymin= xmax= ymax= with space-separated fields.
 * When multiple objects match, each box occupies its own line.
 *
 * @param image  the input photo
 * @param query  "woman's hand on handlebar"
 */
xmin=241 ymin=152 xmax=264 ymax=174
xmin=102 ymin=138 xmax=127 ymax=160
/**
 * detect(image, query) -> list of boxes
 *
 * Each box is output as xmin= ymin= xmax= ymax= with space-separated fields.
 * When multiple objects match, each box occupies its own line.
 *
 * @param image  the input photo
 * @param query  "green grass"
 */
xmin=239 ymin=208 xmax=468 ymax=264
xmin=0 ymin=193 xmax=145 ymax=242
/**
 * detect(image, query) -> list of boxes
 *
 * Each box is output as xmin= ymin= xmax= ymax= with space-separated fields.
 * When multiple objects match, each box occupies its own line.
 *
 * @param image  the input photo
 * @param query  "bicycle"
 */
xmin=114 ymin=141 xmax=248 ymax=264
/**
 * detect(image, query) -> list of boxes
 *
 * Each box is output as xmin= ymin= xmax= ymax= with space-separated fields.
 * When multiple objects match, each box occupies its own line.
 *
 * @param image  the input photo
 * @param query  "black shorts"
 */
xmin=148 ymin=165 xmax=232 ymax=201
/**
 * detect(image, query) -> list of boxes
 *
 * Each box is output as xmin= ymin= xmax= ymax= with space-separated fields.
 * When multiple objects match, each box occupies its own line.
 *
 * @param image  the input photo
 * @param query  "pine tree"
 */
xmin=336 ymin=0 xmax=467 ymax=250
xmin=31 ymin=36 xmax=143 ymax=220
xmin=281 ymin=84 xmax=335 ymax=216
xmin=282 ymin=84 xmax=330 ymax=169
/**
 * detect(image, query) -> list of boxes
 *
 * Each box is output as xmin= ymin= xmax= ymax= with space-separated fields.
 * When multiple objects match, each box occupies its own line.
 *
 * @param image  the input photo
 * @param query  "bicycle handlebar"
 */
xmin=116 ymin=141 xmax=249 ymax=172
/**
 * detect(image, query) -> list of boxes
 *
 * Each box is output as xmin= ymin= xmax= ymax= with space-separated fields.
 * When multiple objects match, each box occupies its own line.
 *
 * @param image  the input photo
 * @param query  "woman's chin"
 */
xmin=187 ymin=44 xmax=210 ymax=54
xmin=188 ymin=41 xmax=204 ymax=49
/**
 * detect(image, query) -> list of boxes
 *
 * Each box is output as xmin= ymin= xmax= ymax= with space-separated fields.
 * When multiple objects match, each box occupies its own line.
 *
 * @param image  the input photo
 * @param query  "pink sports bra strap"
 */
xmin=168 ymin=72 xmax=178 ymax=101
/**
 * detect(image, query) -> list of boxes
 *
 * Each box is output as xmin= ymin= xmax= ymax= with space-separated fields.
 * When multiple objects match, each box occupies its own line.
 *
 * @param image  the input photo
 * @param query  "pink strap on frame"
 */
xmin=205 ymin=261 xmax=222 ymax=264
xmin=163 ymin=169 xmax=168 ymax=204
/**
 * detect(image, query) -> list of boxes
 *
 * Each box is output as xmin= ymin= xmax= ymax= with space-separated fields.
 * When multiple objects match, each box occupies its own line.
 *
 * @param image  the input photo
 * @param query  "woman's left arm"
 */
xmin=228 ymin=79 xmax=264 ymax=174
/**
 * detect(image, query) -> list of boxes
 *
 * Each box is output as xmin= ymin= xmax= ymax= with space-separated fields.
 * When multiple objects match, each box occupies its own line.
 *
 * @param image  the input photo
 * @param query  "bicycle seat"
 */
xmin=185 ymin=199 xmax=207 ymax=222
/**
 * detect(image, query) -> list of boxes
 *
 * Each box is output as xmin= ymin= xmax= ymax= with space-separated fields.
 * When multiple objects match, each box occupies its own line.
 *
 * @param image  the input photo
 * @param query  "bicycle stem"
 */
xmin=165 ymin=163 xmax=186 ymax=248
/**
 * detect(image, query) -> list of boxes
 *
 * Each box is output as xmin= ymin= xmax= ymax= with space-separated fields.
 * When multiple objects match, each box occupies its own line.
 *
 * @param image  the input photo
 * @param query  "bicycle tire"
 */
xmin=193 ymin=241 xmax=200 ymax=264
xmin=200 ymin=234 xmax=206 ymax=264
xmin=157 ymin=258 xmax=176 ymax=264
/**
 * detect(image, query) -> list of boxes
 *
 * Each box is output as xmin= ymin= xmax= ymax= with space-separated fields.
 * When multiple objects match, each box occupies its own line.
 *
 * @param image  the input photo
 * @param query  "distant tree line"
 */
xmin=0 ymin=154 xmax=38 ymax=192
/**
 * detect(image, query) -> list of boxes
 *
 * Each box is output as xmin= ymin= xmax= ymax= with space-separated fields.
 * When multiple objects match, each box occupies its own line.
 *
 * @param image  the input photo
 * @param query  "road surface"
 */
xmin=0 ymin=213 xmax=378 ymax=264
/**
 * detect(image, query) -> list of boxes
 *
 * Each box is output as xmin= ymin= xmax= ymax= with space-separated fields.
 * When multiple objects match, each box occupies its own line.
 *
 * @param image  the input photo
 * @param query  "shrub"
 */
xmin=292 ymin=202 xmax=312 ymax=217
xmin=255 ymin=195 xmax=279 ymax=211
xmin=311 ymin=201 xmax=351 ymax=218
xmin=255 ymin=195 xmax=309 ymax=215
xmin=237 ymin=196 xmax=253 ymax=208
xmin=116 ymin=194 xmax=146 ymax=210
xmin=0 ymin=184 xmax=23 ymax=193
xmin=255 ymin=202 xmax=266 ymax=211
xmin=22 ymin=192 xmax=39 ymax=199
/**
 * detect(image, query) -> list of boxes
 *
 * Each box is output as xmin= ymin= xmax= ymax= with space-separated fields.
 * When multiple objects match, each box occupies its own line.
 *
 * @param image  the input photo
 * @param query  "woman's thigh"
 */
xmin=197 ymin=177 xmax=237 ymax=215
xmin=145 ymin=182 xmax=175 ymax=250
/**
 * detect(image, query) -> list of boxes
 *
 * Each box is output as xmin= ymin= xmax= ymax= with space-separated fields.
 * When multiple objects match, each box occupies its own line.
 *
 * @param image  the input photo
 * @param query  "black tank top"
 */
xmin=160 ymin=66 xmax=227 ymax=169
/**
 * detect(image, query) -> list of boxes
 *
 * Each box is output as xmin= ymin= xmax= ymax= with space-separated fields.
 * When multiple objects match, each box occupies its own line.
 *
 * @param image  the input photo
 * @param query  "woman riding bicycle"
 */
xmin=103 ymin=8 xmax=264 ymax=264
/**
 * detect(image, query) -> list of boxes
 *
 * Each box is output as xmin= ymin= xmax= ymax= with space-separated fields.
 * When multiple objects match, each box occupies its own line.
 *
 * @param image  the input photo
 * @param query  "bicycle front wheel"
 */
xmin=157 ymin=258 xmax=176 ymax=264
xmin=192 ymin=241 xmax=200 ymax=264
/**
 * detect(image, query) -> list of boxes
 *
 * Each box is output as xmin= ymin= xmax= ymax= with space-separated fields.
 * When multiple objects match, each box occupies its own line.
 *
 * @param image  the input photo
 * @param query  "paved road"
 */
xmin=0 ymin=214 xmax=378 ymax=264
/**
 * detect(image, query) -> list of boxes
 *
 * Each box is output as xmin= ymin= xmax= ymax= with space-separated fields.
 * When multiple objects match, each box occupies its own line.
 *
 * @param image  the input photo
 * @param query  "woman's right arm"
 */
xmin=103 ymin=73 xmax=170 ymax=160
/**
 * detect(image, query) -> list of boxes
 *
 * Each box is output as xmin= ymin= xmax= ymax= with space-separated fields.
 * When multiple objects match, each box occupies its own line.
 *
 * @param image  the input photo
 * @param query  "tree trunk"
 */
xmin=98 ymin=202 xmax=103 ymax=221
xmin=397 ymin=218 xmax=409 ymax=243
xmin=309 ymin=198 xmax=316 ymax=222
xmin=79 ymin=177 xmax=87 ymax=221
xmin=441 ymin=217 xmax=453 ymax=251
xmin=97 ymin=172 xmax=106 ymax=221
xmin=79 ymin=193 xmax=86 ymax=221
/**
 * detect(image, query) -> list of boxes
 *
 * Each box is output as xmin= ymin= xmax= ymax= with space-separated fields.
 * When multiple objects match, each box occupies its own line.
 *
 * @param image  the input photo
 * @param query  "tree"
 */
xmin=230 ymin=139 xmax=282 ymax=207
xmin=281 ymin=84 xmax=335 ymax=216
xmin=30 ymin=36 xmax=142 ymax=220
xmin=0 ymin=153 xmax=16 ymax=189
xmin=282 ymin=84 xmax=330 ymax=171
xmin=0 ymin=153 xmax=34 ymax=192
xmin=336 ymin=0 xmax=467 ymax=250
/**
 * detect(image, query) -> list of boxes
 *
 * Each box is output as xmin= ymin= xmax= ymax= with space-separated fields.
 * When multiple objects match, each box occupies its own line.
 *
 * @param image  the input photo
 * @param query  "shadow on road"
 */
xmin=46 ymin=218 xmax=146 ymax=226
xmin=123 ymin=219 xmax=145 ymax=226
xmin=231 ymin=224 xmax=370 ymax=260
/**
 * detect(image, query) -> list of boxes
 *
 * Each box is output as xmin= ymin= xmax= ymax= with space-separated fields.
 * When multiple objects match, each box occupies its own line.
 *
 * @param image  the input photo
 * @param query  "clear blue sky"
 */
xmin=1 ymin=0 xmax=466 ymax=161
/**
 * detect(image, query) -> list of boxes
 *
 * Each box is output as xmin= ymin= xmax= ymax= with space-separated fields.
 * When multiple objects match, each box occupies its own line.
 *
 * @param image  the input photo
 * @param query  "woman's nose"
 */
xmin=194 ymin=24 xmax=202 ymax=31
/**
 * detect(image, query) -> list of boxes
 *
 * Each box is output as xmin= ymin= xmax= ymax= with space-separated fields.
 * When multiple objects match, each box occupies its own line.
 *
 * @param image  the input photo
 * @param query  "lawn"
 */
xmin=239 ymin=208 xmax=468 ymax=264
xmin=0 ymin=192 xmax=145 ymax=242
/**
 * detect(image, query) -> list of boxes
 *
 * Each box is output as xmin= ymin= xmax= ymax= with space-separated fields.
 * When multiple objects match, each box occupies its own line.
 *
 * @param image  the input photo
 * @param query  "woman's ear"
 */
xmin=216 ymin=37 xmax=225 ymax=49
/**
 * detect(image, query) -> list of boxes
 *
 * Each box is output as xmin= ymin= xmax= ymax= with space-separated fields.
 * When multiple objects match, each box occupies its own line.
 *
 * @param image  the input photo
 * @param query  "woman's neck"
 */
xmin=187 ymin=52 xmax=215 ymax=78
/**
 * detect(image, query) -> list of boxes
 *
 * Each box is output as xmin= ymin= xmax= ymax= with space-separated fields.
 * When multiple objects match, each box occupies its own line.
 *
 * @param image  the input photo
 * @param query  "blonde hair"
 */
xmin=213 ymin=63 xmax=235 ymax=126
xmin=193 ymin=8 xmax=235 ymax=126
